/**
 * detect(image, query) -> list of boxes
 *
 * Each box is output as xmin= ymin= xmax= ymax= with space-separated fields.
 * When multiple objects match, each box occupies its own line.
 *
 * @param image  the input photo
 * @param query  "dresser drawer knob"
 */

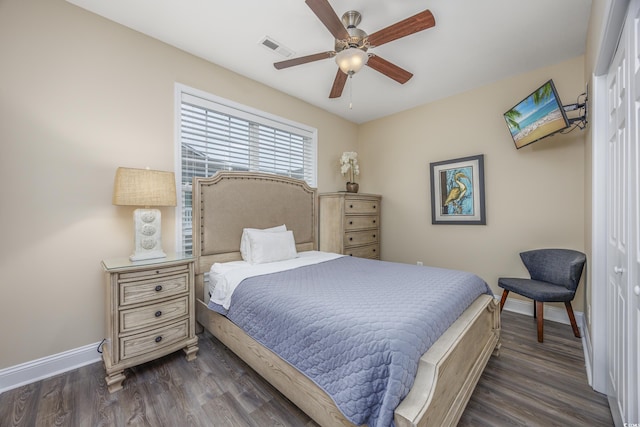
xmin=155 ymin=285 xmax=163 ymax=292
xmin=373 ymin=205 xmax=376 ymax=209
xmin=349 ymin=237 xmax=353 ymax=241
xmin=373 ymin=234 xmax=376 ymax=238
xmin=373 ymin=249 xmax=376 ymax=252
xmin=349 ymin=221 xmax=353 ymax=225
xmin=155 ymin=311 xmax=162 ymax=318
xmin=373 ymin=220 xmax=376 ymax=224
xmin=155 ymin=336 xmax=162 ymax=343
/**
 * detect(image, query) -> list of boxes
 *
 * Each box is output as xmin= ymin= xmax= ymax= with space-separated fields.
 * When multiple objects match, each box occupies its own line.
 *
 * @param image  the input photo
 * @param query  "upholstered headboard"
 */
xmin=192 ymin=172 xmax=318 ymax=285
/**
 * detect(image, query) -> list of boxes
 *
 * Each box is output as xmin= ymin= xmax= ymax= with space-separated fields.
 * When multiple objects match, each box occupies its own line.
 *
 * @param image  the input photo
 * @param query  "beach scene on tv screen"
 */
xmin=504 ymin=81 xmax=567 ymax=148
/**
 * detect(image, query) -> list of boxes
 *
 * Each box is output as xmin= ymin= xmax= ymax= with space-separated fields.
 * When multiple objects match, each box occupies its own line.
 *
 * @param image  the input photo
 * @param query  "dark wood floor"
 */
xmin=0 ymin=311 xmax=613 ymax=426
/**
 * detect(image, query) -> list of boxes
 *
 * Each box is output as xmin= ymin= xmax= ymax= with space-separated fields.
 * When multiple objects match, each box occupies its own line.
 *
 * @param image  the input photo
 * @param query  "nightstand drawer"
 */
xmin=344 ymin=199 xmax=379 ymax=214
xmin=344 ymin=229 xmax=379 ymax=247
xmin=344 ymin=215 xmax=378 ymax=231
xmin=120 ymin=318 xmax=189 ymax=360
xmin=345 ymin=244 xmax=379 ymax=259
xmin=119 ymin=273 xmax=189 ymax=306
xmin=119 ymin=264 xmax=190 ymax=280
xmin=120 ymin=296 xmax=189 ymax=333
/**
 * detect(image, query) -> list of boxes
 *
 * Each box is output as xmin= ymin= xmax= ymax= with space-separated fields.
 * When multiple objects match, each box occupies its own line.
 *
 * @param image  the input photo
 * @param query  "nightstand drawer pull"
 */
xmin=155 ymin=310 xmax=162 ymax=317
xmin=350 ymin=204 xmax=353 ymax=208
xmin=349 ymin=221 xmax=353 ymax=225
xmin=155 ymin=336 xmax=162 ymax=343
xmin=349 ymin=237 xmax=353 ymax=241
xmin=155 ymin=285 xmax=163 ymax=292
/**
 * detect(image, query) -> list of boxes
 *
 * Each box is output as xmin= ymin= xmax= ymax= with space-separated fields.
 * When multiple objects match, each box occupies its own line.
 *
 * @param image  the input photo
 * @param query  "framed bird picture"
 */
xmin=430 ymin=154 xmax=486 ymax=225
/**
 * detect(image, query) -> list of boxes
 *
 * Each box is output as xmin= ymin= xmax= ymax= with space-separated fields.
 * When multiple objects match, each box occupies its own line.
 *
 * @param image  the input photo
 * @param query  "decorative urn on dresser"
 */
xmin=340 ymin=151 xmax=360 ymax=193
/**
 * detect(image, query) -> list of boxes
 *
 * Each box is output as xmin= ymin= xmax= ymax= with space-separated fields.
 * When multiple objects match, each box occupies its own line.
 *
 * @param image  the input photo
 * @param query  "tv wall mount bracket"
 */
xmin=563 ymin=91 xmax=588 ymax=129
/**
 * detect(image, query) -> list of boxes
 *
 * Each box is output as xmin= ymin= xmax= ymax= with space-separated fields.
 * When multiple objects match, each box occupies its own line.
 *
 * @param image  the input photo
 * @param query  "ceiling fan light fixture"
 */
xmin=335 ymin=48 xmax=368 ymax=75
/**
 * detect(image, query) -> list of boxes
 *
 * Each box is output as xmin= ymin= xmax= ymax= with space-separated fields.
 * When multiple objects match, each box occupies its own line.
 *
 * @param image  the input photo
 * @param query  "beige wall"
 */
xmin=0 ymin=0 xmax=357 ymax=369
xmin=358 ymin=56 xmax=586 ymax=308
xmin=0 ymin=0 xmax=590 ymax=371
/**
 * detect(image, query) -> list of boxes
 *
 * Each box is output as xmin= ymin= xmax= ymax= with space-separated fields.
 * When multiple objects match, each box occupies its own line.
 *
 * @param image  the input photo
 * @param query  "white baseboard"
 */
xmin=0 ymin=300 xmax=587 ymax=395
xmin=0 ymin=342 xmax=102 ymax=393
xmin=501 ymin=298 xmax=584 ymax=330
xmin=581 ymin=317 xmax=593 ymax=386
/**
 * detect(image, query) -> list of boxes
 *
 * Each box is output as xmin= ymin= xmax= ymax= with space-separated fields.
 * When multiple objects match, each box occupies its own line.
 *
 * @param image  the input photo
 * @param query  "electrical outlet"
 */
xmin=417 ymin=261 xmax=423 ymax=266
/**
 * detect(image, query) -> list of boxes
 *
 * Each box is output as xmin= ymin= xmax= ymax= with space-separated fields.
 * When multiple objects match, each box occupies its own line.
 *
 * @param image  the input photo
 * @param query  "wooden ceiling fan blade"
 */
xmin=305 ymin=0 xmax=350 ymax=40
xmin=367 ymin=55 xmax=413 ymax=84
xmin=274 ymin=51 xmax=334 ymax=70
xmin=367 ymin=9 xmax=435 ymax=47
xmin=329 ymin=69 xmax=348 ymax=98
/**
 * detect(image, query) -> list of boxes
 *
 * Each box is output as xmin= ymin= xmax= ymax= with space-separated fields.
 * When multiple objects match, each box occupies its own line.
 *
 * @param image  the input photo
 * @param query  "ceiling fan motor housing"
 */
xmin=335 ymin=11 xmax=368 ymax=53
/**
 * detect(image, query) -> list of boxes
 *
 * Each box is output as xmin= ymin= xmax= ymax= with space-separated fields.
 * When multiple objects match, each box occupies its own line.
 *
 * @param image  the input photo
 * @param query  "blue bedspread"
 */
xmin=220 ymin=256 xmax=492 ymax=427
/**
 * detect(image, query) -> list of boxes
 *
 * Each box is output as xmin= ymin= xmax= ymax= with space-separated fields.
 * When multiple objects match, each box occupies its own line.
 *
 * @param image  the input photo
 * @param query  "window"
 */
xmin=175 ymin=84 xmax=317 ymax=254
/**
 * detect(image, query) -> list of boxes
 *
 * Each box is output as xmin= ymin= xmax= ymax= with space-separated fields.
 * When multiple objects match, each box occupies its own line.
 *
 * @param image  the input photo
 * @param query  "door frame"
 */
xmin=590 ymin=0 xmax=629 ymax=398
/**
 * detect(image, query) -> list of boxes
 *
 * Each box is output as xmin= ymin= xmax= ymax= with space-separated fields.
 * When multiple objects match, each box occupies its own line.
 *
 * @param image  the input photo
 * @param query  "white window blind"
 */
xmin=175 ymin=85 xmax=317 ymax=254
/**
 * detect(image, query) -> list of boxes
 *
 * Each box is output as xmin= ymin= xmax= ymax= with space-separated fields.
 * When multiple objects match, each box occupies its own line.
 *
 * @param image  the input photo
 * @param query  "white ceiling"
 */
xmin=66 ymin=0 xmax=592 ymax=124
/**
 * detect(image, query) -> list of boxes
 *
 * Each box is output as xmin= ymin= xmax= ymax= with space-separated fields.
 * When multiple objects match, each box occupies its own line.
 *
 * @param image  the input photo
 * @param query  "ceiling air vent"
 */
xmin=259 ymin=36 xmax=294 ymax=58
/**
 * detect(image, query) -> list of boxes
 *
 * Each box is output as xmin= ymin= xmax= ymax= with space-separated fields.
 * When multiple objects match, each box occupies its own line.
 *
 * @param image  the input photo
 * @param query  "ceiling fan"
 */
xmin=273 ymin=0 xmax=436 ymax=99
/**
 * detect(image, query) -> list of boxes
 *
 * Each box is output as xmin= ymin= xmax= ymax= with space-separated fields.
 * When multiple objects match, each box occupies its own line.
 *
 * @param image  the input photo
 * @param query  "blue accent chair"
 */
xmin=498 ymin=249 xmax=586 ymax=342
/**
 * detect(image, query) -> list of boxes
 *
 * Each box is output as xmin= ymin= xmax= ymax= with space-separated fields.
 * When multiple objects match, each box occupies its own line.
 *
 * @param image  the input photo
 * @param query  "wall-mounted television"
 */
xmin=504 ymin=79 xmax=570 ymax=149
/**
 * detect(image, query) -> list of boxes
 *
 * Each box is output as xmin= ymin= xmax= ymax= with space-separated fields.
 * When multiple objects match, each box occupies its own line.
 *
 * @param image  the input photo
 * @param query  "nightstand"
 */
xmin=101 ymin=253 xmax=198 ymax=393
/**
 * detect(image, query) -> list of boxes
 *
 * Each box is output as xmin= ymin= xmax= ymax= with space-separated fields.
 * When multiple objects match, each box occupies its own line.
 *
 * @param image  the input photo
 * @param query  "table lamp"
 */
xmin=112 ymin=167 xmax=177 ymax=261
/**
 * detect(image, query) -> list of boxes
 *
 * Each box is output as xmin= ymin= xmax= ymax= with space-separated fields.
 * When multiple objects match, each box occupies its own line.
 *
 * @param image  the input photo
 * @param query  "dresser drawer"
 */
xmin=344 ymin=229 xmax=379 ymax=247
xmin=120 ymin=318 xmax=189 ymax=360
xmin=119 ymin=273 xmax=189 ymax=306
xmin=344 ymin=215 xmax=378 ymax=231
xmin=120 ymin=296 xmax=189 ymax=334
xmin=344 ymin=199 xmax=379 ymax=214
xmin=345 ymin=244 xmax=379 ymax=259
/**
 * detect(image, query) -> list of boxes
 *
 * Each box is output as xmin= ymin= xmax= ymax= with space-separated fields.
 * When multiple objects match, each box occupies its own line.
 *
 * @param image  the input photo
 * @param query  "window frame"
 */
xmin=174 ymin=83 xmax=318 ymax=254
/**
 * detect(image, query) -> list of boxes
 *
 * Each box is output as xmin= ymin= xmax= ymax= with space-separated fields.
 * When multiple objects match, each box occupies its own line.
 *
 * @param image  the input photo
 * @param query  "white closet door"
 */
xmin=606 ymin=0 xmax=640 ymax=422
xmin=630 ymin=1 xmax=640 ymax=421
xmin=606 ymin=26 xmax=629 ymax=422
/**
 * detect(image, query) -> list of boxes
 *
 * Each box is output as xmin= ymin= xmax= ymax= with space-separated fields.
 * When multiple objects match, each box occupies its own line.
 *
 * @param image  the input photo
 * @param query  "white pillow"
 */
xmin=240 ymin=225 xmax=286 ymax=261
xmin=246 ymin=229 xmax=297 ymax=264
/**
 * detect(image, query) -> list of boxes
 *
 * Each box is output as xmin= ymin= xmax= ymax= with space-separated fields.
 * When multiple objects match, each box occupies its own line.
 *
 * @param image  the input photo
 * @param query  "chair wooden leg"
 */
xmin=533 ymin=300 xmax=536 ymax=318
xmin=565 ymin=301 xmax=581 ymax=338
xmin=499 ymin=290 xmax=509 ymax=312
xmin=536 ymin=301 xmax=544 ymax=342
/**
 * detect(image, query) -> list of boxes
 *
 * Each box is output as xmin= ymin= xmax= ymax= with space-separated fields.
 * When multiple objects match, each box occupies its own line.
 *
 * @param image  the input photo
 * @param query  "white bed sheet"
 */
xmin=208 ymin=250 xmax=344 ymax=309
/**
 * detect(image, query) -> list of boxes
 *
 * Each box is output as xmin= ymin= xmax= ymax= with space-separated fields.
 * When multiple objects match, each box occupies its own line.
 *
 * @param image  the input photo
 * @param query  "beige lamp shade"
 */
xmin=113 ymin=167 xmax=177 ymax=207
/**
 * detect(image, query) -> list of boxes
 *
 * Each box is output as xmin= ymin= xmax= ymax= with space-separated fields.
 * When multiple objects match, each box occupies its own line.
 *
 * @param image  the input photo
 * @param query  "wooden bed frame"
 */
xmin=192 ymin=171 xmax=500 ymax=427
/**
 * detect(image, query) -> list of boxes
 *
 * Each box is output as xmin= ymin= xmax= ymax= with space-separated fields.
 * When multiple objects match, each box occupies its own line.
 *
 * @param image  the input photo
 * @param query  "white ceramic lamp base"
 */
xmin=130 ymin=208 xmax=167 ymax=261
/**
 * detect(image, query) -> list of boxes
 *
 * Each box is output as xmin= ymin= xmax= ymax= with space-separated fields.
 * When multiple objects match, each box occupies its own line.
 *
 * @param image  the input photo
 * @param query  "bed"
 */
xmin=192 ymin=171 xmax=500 ymax=427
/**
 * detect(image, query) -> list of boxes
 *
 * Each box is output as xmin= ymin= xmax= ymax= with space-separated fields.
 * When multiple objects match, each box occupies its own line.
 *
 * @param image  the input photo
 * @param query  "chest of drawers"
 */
xmin=319 ymin=192 xmax=381 ymax=259
xmin=101 ymin=254 xmax=198 ymax=393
